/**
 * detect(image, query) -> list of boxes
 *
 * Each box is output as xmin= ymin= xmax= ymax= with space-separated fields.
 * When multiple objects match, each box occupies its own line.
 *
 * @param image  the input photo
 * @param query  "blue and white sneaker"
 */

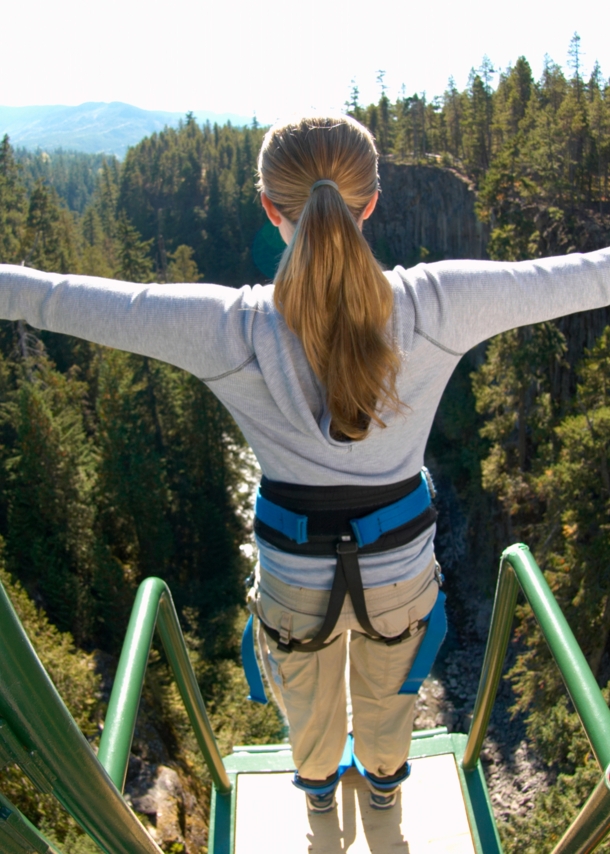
xmin=305 ymin=788 xmax=337 ymax=813
xmin=364 ymin=762 xmax=411 ymax=810
xmin=293 ymin=771 xmax=340 ymax=813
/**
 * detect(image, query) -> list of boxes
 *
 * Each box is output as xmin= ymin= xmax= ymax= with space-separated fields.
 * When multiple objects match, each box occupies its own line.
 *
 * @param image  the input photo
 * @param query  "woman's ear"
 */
xmin=361 ymin=190 xmax=379 ymax=222
xmin=261 ymin=192 xmax=283 ymax=227
xmin=261 ymin=192 xmax=295 ymax=244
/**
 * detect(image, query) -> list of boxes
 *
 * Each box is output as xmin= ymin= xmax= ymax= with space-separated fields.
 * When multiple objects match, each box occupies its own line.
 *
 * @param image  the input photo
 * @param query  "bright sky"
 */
xmin=2 ymin=0 xmax=609 ymax=124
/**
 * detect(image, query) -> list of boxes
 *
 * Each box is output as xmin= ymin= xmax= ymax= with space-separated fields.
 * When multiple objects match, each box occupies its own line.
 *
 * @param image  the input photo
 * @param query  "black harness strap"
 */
xmin=338 ymin=539 xmax=381 ymax=639
xmin=261 ymin=537 xmax=427 ymax=653
xmin=254 ymin=473 xmax=436 ymax=557
xmin=257 ymin=474 xmax=436 ymax=654
xmin=264 ymin=545 xmax=350 ymax=652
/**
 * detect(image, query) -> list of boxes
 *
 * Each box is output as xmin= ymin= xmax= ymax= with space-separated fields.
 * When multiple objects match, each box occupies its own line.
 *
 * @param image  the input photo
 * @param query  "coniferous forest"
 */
xmin=1 ymin=38 xmax=610 ymax=852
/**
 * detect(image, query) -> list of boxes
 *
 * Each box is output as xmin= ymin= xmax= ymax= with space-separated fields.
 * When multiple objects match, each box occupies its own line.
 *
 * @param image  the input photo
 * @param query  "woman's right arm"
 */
xmin=0 ymin=265 xmax=258 ymax=379
xmin=397 ymin=247 xmax=610 ymax=355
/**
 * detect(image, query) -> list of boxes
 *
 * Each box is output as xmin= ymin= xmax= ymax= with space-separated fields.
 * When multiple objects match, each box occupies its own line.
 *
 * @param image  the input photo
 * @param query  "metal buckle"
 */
xmin=276 ymin=640 xmax=293 ymax=653
xmin=434 ymin=561 xmax=445 ymax=587
xmin=422 ymin=466 xmax=437 ymax=499
xmin=336 ymin=536 xmax=358 ymax=555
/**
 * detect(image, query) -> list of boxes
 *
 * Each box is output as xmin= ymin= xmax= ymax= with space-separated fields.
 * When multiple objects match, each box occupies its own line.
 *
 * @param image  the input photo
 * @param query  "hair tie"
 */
xmin=310 ymin=179 xmax=339 ymax=194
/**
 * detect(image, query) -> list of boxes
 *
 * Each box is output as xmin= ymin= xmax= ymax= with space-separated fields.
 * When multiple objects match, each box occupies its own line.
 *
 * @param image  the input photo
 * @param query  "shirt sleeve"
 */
xmin=0 ymin=265 xmax=258 ymax=379
xmin=396 ymin=247 xmax=610 ymax=354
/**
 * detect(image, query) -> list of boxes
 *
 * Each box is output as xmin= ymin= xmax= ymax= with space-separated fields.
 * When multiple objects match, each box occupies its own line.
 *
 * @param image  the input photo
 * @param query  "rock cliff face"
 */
xmin=363 ymin=162 xmax=489 ymax=267
xmin=368 ymin=161 xmax=610 ymax=400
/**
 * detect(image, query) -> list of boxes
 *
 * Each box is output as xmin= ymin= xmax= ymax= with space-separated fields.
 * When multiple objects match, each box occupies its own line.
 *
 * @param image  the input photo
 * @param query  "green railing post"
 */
xmin=97 ymin=578 xmax=164 ymax=791
xmin=0 ymin=789 xmax=65 ymax=854
xmin=552 ymin=767 xmax=610 ymax=854
xmin=0 ymin=580 xmax=164 ymax=854
xmin=463 ymin=543 xmax=610 ymax=854
xmin=461 ymin=553 xmax=519 ymax=771
xmin=98 ymin=577 xmax=231 ymax=795
xmin=464 ymin=544 xmax=610 ymax=772
xmin=156 ymin=588 xmax=232 ymax=794
xmin=505 ymin=547 xmax=610 ymax=771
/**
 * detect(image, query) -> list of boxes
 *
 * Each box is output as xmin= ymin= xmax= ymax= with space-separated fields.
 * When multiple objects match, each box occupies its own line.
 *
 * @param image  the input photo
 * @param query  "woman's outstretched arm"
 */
xmin=0 ymin=265 xmax=258 ymax=379
xmin=397 ymin=247 xmax=610 ymax=355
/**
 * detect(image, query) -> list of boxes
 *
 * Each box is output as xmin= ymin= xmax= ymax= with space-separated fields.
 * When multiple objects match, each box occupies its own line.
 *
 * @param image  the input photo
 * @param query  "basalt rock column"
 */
xmin=363 ymin=161 xmax=489 ymax=267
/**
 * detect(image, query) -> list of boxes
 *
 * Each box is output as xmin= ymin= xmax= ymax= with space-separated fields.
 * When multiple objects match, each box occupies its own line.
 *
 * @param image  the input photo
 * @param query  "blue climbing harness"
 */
xmin=254 ymin=471 xmax=433 ymax=548
xmin=243 ymin=468 xmax=447 ymax=703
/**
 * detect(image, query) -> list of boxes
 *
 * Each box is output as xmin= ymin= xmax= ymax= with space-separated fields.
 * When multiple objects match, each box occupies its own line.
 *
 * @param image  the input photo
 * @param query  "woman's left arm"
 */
xmin=0 ymin=265 xmax=258 ymax=378
xmin=398 ymin=247 xmax=610 ymax=355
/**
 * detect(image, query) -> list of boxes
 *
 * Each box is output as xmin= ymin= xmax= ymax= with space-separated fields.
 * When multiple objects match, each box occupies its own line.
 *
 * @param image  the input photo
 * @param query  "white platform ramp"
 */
xmin=235 ymin=754 xmax=475 ymax=853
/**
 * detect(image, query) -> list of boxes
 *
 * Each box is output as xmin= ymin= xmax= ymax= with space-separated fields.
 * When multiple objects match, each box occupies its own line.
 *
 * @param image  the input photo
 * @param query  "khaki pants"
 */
xmin=250 ymin=557 xmax=439 ymax=781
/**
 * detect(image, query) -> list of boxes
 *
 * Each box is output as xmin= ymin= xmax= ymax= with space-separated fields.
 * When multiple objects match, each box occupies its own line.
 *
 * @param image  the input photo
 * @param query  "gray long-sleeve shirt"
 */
xmin=2 ymin=249 xmax=610 ymax=588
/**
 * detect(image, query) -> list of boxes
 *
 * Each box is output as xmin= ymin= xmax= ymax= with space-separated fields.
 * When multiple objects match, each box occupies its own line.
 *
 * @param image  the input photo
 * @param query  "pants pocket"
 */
xmin=255 ymin=585 xmax=330 ymax=644
xmin=364 ymin=572 xmax=440 ymax=638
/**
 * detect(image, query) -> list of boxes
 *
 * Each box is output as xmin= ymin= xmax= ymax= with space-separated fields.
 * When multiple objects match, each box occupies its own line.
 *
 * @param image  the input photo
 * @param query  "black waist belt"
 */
xmin=254 ymin=469 xmax=437 ymax=652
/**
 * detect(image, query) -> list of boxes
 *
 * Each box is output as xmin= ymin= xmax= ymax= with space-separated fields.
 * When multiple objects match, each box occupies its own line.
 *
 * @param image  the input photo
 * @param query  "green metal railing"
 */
xmin=463 ymin=543 xmax=610 ymax=854
xmin=98 ymin=576 xmax=230 ymax=794
xmin=0 ymin=575 xmax=230 ymax=854
xmin=5 ymin=545 xmax=610 ymax=853
xmin=0 ymin=789 xmax=64 ymax=854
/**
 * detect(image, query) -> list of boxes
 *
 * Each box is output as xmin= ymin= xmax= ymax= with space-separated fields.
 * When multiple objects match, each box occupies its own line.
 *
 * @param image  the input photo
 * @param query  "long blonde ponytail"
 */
xmin=257 ymin=116 xmax=401 ymax=441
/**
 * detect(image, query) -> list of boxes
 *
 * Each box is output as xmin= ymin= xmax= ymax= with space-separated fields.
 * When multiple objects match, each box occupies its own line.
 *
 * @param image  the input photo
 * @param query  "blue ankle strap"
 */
xmin=292 ymin=734 xmax=355 ymax=795
xmin=352 ymin=740 xmax=411 ymax=788
xmin=294 ymin=735 xmax=411 ymax=795
xmin=292 ymin=772 xmax=340 ymax=796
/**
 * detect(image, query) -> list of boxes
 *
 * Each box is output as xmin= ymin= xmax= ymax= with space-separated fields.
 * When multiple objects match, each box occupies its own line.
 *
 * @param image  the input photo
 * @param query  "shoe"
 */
xmin=368 ymin=786 xmax=399 ymax=810
xmin=305 ymin=789 xmax=337 ymax=813
xmin=293 ymin=771 xmax=339 ymax=814
xmin=365 ymin=762 xmax=411 ymax=810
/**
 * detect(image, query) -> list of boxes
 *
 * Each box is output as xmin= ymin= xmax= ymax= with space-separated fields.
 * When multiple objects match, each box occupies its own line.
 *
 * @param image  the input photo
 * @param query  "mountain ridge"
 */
xmin=0 ymin=101 xmax=253 ymax=158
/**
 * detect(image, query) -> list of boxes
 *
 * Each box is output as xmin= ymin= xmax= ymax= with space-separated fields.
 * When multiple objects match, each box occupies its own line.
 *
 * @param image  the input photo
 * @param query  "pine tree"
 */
xmin=0 ymin=135 xmax=27 ymax=263
xmin=462 ymin=68 xmax=494 ymax=180
xmin=587 ymin=63 xmax=610 ymax=209
xmin=93 ymin=349 xmax=175 ymax=583
xmin=115 ymin=212 xmax=154 ymax=282
xmin=567 ymin=32 xmax=584 ymax=101
xmin=95 ymin=158 xmax=120 ymax=240
xmin=345 ymin=79 xmax=365 ymax=122
xmin=376 ymin=71 xmax=392 ymax=155
xmin=21 ymin=180 xmax=80 ymax=273
xmin=80 ymin=207 xmax=114 ymax=278
xmin=167 ymin=244 xmax=201 ymax=282
xmin=1 ymin=349 xmax=102 ymax=643
xmin=472 ymin=323 xmax=566 ymax=527
xmin=492 ymin=57 xmax=533 ymax=147
xmin=443 ymin=77 xmax=464 ymax=161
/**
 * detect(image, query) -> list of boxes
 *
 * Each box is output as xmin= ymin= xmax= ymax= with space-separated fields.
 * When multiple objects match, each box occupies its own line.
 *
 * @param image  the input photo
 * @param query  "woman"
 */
xmin=1 ymin=115 xmax=609 ymax=814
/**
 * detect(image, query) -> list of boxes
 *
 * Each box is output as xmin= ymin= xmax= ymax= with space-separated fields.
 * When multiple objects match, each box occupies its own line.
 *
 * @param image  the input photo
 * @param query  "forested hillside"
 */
xmin=0 ymin=120 xmax=281 ymax=852
xmin=0 ymin=38 xmax=610 ymax=852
